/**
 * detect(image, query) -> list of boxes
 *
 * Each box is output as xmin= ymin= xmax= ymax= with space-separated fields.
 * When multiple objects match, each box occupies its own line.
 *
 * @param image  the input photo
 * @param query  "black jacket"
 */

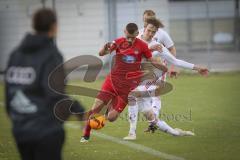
xmin=5 ymin=33 xmax=84 ymax=142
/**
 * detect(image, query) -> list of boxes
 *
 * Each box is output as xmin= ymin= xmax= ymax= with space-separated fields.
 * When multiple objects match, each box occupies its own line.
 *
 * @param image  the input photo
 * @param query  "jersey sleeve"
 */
xmin=111 ymin=38 xmax=123 ymax=53
xmin=156 ymin=29 xmax=174 ymax=49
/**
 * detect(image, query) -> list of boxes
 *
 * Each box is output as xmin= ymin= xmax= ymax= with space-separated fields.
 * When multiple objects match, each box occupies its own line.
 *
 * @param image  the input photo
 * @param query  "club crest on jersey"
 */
xmin=122 ymin=55 xmax=136 ymax=63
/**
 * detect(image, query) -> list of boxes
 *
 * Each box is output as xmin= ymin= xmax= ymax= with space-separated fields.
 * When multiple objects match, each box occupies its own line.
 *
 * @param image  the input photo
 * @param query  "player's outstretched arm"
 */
xmin=152 ymin=47 xmax=209 ymax=76
xmin=154 ymin=47 xmax=197 ymax=70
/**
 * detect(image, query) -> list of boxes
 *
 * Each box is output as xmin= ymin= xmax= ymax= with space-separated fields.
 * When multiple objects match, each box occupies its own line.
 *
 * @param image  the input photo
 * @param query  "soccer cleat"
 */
xmin=174 ymin=128 xmax=195 ymax=136
xmin=144 ymin=124 xmax=158 ymax=133
xmin=123 ymin=134 xmax=136 ymax=140
xmin=80 ymin=136 xmax=89 ymax=143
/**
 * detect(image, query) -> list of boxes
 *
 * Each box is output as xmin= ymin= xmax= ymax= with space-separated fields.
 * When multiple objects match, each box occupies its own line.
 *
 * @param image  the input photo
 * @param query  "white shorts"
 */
xmin=136 ymin=97 xmax=152 ymax=113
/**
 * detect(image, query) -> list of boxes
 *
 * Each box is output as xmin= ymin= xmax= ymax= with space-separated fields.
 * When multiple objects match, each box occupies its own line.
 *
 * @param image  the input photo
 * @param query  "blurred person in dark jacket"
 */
xmin=5 ymin=8 xmax=85 ymax=160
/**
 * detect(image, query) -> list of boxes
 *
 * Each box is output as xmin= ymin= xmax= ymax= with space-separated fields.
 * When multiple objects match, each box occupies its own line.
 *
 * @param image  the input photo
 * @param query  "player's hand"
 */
xmin=194 ymin=65 xmax=209 ymax=76
xmin=99 ymin=42 xmax=114 ymax=56
xmin=104 ymin=42 xmax=112 ymax=51
xmin=198 ymin=68 xmax=209 ymax=76
xmin=169 ymin=70 xmax=179 ymax=78
xmin=149 ymin=44 xmax=162 ymax=52
xmin=168 ymin=65 xmax=179 ymax=78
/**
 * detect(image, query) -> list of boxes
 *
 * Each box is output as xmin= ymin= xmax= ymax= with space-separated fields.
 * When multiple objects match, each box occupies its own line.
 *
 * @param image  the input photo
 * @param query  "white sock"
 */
xmin=151 ymin=97 xmax=161 ymax=118
xmin=128 ymin=96 xmax=139 ymax=135
xmin=156 ymin=120 xmax=180 ymax=136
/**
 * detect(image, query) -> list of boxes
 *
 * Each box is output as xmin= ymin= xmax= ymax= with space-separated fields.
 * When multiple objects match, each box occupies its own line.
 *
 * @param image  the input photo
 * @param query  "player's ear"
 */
xmin=134 ymin=30 xmax=139 ymax=37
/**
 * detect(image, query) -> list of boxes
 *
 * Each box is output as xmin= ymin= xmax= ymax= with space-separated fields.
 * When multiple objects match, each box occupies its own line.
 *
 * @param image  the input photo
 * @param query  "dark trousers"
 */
xmin=16 ymin=130 xmax=65 ymax=160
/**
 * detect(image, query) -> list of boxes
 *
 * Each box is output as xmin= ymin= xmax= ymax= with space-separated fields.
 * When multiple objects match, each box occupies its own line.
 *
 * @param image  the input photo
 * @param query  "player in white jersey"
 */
xmin=140 ymin=10 xmax=178 ymax=132
xmin=125 ymin=10 xmax=177 ymax=139
xmin=124 ymin=18 xmax=209 ymax=140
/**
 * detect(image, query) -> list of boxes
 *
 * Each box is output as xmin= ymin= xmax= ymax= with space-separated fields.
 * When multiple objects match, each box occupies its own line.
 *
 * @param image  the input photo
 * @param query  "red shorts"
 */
xmin=97 ymin=76 xmax=130 ymax=113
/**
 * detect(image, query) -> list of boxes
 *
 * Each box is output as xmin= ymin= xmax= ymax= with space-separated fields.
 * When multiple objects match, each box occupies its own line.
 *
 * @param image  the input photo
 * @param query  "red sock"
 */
xmin=83 ymin=120 xmax=91 ymax=138
xmin=83 ymin=109 xmax=95 ymax=138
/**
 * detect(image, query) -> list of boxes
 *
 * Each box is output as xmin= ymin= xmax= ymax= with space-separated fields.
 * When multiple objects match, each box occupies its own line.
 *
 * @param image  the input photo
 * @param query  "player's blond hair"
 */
xmin=145 ymin=17 xmax=164 ymax=28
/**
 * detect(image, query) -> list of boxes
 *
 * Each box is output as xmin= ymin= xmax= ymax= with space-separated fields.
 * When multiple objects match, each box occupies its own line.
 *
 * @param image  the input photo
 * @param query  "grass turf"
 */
xmin=0 ymin=73 xmax=240 ymax=160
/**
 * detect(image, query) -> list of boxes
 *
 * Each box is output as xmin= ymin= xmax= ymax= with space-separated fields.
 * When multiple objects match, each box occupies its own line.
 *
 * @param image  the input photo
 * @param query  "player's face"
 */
xmin=124 ymin=29 xmax=139 ymax=44
xmin=143 ymin=24 xmax=157 ymax=41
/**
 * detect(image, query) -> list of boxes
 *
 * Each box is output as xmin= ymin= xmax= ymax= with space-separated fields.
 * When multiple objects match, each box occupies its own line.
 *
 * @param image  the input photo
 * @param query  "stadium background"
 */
xmin=0 ymin=0 xmax=239 ymax=75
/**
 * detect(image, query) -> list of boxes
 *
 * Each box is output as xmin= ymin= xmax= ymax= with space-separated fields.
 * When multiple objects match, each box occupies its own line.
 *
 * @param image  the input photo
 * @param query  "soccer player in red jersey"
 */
xmin=80 ymin=23 xmax=168 ymax=142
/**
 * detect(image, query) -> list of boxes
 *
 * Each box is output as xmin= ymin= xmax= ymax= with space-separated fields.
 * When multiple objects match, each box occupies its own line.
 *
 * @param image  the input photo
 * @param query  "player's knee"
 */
xmin=107 ymin=114 xmax=118 ymax=122
xmin=107 ymin=116 xmax=117 ymax=122
xmin=107 ymin=110 xmax=119 ymax=122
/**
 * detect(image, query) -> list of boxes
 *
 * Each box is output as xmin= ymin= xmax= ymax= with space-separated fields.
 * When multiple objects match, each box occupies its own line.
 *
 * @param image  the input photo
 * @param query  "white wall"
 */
xmin=0 ymin=0 xmax=107 ymax=71
xmin=0 ymin=0 xmax=43 ymax=71
xmin=115 ymin=0 xmax=169 ymax=37
xmin=169 ymin=0 xmax=235 ymax=20
xmin=55 ymin=0 xmax=107 ymax=60
xmin=0 ymin=0 xmax=169 ymax=72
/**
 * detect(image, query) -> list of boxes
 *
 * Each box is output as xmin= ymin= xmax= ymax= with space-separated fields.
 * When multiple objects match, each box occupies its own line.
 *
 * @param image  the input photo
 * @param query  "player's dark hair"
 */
xmin=126 ymin=23 xmax=138 ymax=35
xmin=32 ymin=8 xmax=57 ymax=33
xmin=145 ymin=17 xmax=164 ymax=28
xmin=143 ymin=10 xmax=156 ymax=16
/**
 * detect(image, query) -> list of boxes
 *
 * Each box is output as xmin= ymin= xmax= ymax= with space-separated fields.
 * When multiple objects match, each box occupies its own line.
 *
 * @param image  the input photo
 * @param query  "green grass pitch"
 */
xmin=0 ymin=73 xmax=240 ymax=160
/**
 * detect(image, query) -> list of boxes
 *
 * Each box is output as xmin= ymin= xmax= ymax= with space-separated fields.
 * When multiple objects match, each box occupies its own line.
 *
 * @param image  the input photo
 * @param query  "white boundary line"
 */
xmin=65 ymin=123 xmax=185 ymax=160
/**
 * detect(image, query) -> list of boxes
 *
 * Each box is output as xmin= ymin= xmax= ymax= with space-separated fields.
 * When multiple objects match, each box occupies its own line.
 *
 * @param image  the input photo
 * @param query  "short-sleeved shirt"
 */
xmin=110 ymin=37 xmax=152 ymax=90
xmin=96 ymin=37 xmax=152 ymax=112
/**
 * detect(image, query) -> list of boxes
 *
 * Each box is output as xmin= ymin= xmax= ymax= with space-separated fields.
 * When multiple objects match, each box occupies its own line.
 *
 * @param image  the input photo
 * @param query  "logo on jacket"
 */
xmin=6 ymin=67 xmax=36 ymax=85
xmin=10 ymin=90 xmax=37 ymax=114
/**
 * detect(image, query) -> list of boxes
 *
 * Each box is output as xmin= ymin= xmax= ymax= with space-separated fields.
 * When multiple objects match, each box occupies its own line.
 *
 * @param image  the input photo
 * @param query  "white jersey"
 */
xmin=139 ymin=28 xmax=174 ymax=81
xmin=137 ymin=34 xmax=167 ymax=82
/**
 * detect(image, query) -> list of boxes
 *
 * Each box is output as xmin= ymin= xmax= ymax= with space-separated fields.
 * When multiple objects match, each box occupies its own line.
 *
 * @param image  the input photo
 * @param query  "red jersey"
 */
xmin=110 ymin=37 xmax=152 ymax=90
xmin=96 ymin=37 xmax=151 ymax=113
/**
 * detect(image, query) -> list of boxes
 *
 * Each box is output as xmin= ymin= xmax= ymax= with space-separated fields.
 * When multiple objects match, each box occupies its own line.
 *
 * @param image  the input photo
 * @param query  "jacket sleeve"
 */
xmin=41 ymin=52 xmax=66 ymax=101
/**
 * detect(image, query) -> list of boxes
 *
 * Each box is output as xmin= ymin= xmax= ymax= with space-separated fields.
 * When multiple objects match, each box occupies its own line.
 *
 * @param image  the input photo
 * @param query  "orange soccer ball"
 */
xmin=89 ymin=114 xmax=106 ymax=130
